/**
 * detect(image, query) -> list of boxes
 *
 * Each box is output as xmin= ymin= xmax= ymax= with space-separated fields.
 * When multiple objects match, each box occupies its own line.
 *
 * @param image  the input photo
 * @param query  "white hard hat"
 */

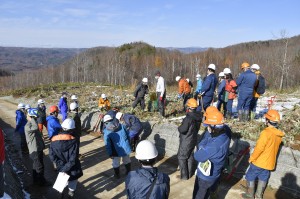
xmin=196 ymin=74 xmax=201 ymax=78
xmin=135 ymin=140 xmax=158 ymax=160
xmin=61 ymin=118 xmax=75 ymax=130
xmin=116 ymin=112 xmax=123 ymax=120
xmin=18 ymin=103 xmax=25 ymax=109
xmin=186 ymin=78 xmax=190 ymax=83
xmin=101 ymin=93 xmax=107 ymax=99
xmin=223 ymin=68 xmax=231 ymax=74
xmin=70 ymin=102 xmax=78 ymax=111
xmin=208 ymin=64 xmax=216 ymax=70
xmin=142 ymin=78 xmax=148 ymax=83
xmin=71 ymin=95 xmax=78 ymax=100
xmin=103 ymin=114 xmax=113 ymax=123
xmin=218 ymin=72 xmax=225 ymax=77
xmin=251 ymin=64 xmax=260 ymax=70
xmin=38 ymin=99 xmax=45 ymax=105
xmin=25 ymin=104 xmax=31 ymax=110
xmin=175 ymin=76 xmax=181 ymax=82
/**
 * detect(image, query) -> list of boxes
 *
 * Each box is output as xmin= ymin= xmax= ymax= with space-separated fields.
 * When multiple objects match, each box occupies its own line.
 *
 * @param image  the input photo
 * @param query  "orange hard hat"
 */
xmin=204 ymin=106 xmax=218 ymax=116
xmin=265 ymin=109 xmax=280 ymax=123
xmin=49 ymin=105 xmax=59 ymax=114
xmin=241 ymin=62 xmax=250 ymax=69
xmin=186 ymin=98 xmax=198 ymax=108
xmin=204 ymin=110 xmax=224 ymax=125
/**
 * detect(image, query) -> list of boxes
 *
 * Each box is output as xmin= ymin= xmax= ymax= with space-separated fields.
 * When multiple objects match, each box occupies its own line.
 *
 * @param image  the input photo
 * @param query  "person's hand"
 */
xmin=177 ymin=94 xmax=182 ymax=99
xmin=159 ymin=96 xmax=163 ymax=101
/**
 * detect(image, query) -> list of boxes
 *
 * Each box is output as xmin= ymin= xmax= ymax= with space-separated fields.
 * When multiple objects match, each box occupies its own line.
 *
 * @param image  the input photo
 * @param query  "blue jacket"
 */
xmin=15 ymin=110 xmax=27 ymax=134
xmin=49 ymin=133 xmax=83 ymax=181
xmin=218 ymin=79 xmax=226 ymax=100
xmin=236 ymin=69 xmax=257 ymax=96
xmin=103 ymin=120 xmax=131 ymax=157
xmin=58 ymin=97 xmax=68 ymax=114
xmin=106 ymin=110 xmax=117 ymax=119
xmin=122 ymin=114 xmax=143 ymax=138
xmin=195 ymin=79 xmax=203 ymax=94
xmin=194 ymin=125 xmax=231 ymax=182
xmin=201 ymin=74 xmax=218 ymax=97
xmin=46 ymin=115 xmax=62 ymax=139
xmin=126 ymin=167 xmax=170 ymax=199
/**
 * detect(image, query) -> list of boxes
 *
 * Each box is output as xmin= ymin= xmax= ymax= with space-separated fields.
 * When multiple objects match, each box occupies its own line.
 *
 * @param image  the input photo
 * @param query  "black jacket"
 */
xmin=134 ymin=83 xmax=149 ymax=98
xmin=37 ymin=105 xmax=47 ymax=124
xmin=49 ymin=133 xmax=83 ymax=181
xmin=68 ymin=112 xmax=81 ymax=138
xmin=177 ymin=111 xmax=202 ymax=159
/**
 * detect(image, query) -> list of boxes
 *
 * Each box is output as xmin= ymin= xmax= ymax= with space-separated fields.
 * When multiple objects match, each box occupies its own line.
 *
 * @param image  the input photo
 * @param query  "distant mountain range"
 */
xmin=166 ymin=47 xmax=208 ymax=54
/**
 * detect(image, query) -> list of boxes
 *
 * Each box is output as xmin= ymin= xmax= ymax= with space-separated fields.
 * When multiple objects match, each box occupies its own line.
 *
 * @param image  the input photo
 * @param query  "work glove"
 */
xmin=198 ymin=92 xmax=204 ymax=98
xmin=177 ymin=94 xmax=183 ymax=99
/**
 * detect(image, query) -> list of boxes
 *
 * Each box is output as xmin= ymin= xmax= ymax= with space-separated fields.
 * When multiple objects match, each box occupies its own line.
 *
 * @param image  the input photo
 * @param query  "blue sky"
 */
xmin=0 ymin=0 xmax=299 ymax=48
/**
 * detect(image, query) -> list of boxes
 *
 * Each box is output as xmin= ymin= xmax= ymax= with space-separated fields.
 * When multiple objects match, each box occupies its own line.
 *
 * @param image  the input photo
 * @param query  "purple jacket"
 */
xmin=58 ymin=97 xmax=68 ymax=114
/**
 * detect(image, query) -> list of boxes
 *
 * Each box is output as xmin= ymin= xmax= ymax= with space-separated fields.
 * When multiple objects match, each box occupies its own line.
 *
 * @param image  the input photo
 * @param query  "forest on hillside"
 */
xmin=0 ymin=33 xmax=299 ymax=91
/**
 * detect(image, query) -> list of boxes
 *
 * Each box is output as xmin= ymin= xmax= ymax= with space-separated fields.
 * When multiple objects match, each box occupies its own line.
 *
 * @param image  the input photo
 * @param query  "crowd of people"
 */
xmin=0 ymin=61 xmax=284 ymax=199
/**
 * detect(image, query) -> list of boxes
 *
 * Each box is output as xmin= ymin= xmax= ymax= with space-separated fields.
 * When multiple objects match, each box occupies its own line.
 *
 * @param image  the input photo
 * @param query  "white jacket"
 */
xmin=156 ymin=76 xmax=165 ymax=97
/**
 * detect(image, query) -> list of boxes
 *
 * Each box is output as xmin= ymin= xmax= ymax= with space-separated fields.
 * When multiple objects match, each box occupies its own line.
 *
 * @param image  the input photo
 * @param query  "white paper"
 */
xmin=53 ymin=172 xmax=70 ymax=193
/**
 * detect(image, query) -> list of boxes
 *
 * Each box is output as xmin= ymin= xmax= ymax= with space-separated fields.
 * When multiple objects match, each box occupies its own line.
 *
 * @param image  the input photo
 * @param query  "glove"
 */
xmin=159 ymin=96 xmax=163 ymax=101
xmin=177 ymin=94 xmax=183 ymax=99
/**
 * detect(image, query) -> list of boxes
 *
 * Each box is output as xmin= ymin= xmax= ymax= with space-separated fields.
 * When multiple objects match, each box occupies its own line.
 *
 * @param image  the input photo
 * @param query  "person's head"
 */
xmin=61 ymin=118 xmax=75 ymax=133
xmin=62 ymin=92 xmax=67 ymax=98
xmin=241 ymin=62 xmax=250 ymax=71
xmin=116 ymin=112 xmax=124 ymax=122
xmin=101 ymin=93 xmax=107 ymax=100
xmin=196 ymin=74 xmax=201 ymax=81
xmin=154 ymin=70 xmax=161 ymax=79
xmin=37 ymin=99 xmax=45 ymax=107
xmin=25 ymin=104 xmax=31 ymax=111
xmin=142 ymin=77 xmax=148 ymax=85
xmin=264 ymin=109 xmax=280 ymax=128
xmin=71 ymin=95 xmax=78 ymax=101
xmin=103 ymin=114 xmax=113 ymax=124
xmin=186 ymin=98 xmax=197 ymax=112
xmin=207 ymin=64 xmax=216 ymax=74
xmin=17 ymin=103 xmax=25 ymax=111
xmin=27 ymin=108 xmax=38 ymax=121
xmin=203 ymin=110 xmax=225 ymax=133
xmin=218 ymin=72 xmax=225 ymax=80
xmin=70 ymin=102 xmax=78 ymax=112
xmin=175 ymin=76 xmax=181 ymax=82
xmin=49 ymin=105 xmax=59 ymax=117
xmin=223 ymin=68 xmax=232 ymax=79
xmin=250 ymin=64 xmax=260 ymax=73
xmin=135 ymin=140 xmax=158 ymax=166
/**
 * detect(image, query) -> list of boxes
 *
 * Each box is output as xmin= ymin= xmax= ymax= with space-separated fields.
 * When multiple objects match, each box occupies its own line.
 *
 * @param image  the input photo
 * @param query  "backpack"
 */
xmin=256 ymin=75 xmax=266 ymax=95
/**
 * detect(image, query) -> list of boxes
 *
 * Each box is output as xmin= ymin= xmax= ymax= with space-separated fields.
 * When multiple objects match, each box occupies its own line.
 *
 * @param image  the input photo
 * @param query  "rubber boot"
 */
xmin=255 ymin=180 xmax=267 ymax=199
xmin=238 ymin=110 xmax=243 ymax=122
xmin=250 ymin=112 xmax=255 ymax=121
xmin=68 ymin=190 xmax=75 ymax=199
xmin=241 ymin=181 xmax=255 ymax=199
xmin=113 ymin=167 xmax=120 ymax=179
xmin=125 ymin=163 xmax=131 ymax=175
xmin=178 ymin=159 xmax=189 ymax=180
xmin=244 ymin=110 xmax=250 ymax=121
xmin=226 ymin=112 xmax=232 ymax=120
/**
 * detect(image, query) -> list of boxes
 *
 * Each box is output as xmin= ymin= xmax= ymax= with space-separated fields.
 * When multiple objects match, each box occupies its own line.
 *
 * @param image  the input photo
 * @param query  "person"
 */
xmin=69 ymin=102 xmax=81 ymax=157
xmin=116 ymin=112 xmax=143 ymax=152
xmin=223 ymin=68 xmax=238 ymax=119
xmin=25 ymin=104 xmax=31 ymax=115
xmin=0 ymin=128 xmax=5 ymax=198
xmin=217 ymin=72 xmax=226 ymax=114
xmin=98 ymin=93 xmax=111 ymax=111
xmin=37 ymin=99 xmax=47 ymax=134
xmin=46 ymin=105 xmax=62 ymax=140
xmin=241 ymin=110 xmax=284 ymax=199
xmin=193 ymin=110 xmax=231 ymax=199
xmin=176 ymin=76 xmax=191 ymax=111
xmin=198 ymin=64 xmax=218 ymax=111
xmin=24 ymin=108 xmax=49 ymax=186
xmin=103 ymin=115 xmax=131 ymax=179
xmin=49 ymin=118 xmax=83 ymax=198
xmin=177 ymin=98 xmax=202 ymax=180
xmin=186 ymin=78 xmax=194 ymax=93
xmin=236 ymin=62 xmax=256 ymax=121
xmin=249 ymin=64 xmax=264 ymax=120
xmin=126 ymin=140 xmax=170 ymax=199
xmin=58 ymin=92 xmax=68 ymax=121
xmin=155 ymin=71 xmax=166 ymax=117
xmin=15 ymin=103 xmax=28 ymax=154
xmin=194 ymin=74 xmax=202 ymax=99
xmin=71 ymin=95 xmax=79 ymax=107
xmin=132 ymin=77 xmax=149 ymax=112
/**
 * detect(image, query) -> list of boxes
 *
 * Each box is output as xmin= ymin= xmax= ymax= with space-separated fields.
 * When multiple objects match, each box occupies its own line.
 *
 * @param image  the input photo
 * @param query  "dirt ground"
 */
xmin=0 ymin=98 xmax=296 ymax=199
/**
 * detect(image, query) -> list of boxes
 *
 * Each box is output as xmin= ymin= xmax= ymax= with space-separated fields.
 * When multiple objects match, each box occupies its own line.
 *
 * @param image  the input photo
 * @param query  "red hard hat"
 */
xmin=49 ymin=105 xmax=59 ymax=114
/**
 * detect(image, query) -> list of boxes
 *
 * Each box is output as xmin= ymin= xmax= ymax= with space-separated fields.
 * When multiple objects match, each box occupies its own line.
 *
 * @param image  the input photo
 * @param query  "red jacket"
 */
xmin=0 ymin=128 xmax=5 ymax=163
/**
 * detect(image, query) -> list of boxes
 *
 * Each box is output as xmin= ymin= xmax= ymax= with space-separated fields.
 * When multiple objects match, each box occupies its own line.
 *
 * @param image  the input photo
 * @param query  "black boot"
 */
xmin=244 ymin=110 xmax=250 ymax=121
xmin=238 ymin=110 xmax=243 ymax=122
xmin=178 ymin=159 xmax=189 ymax=180
xmin=125 ymin=163 xmax=131 ymax=175
xmin=113 ymin=167 xmax=120 ymax=179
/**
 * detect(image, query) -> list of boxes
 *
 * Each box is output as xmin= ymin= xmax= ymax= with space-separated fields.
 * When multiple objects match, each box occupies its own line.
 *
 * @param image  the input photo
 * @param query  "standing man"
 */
xmin=132 ymin=77 xmax=149 ymax=112
xmin=103 ymin=115 xmax=131 ymax=179
xmin=176 ymin=76 xmax=191 ymax=111
xmin=116 ymin=112 xmax=143 ymax=152
xmin=46 ymin=105 xmax=62 ymax=140
xmin=37 ymin=99 xmax=47 ymax=134
xmin=58 ymin=92 xmax=68 ymax=121
xmin=178 ymin=98 xmax=202 ymax=180
xmin=193 ymin=110 xmax=231 ymax=199
xmin=25 ymin=108 xmax=49 ymax=186
xmin=198 ymin=64 xmax=218 ymax=111
xmin=69 ymin=102 xmax=81 ymax=157
xmin=126 ymin=140 xmax=170 ymax=199
xmin=155 ymin=71 xmax=166 ymax=117
xmin=15 ymin=103 xmax=28 ymax=154
xmin=241 ymin=110 xmax=284 ymax=199
xmin=224 ymin=68 xmax=238 ymax=119
xmin=217 ymin=72 xmax=226 ymax=114
xmin=194 ymin=74 xmax=202 ymax=99
xmin=236 ymin=62 xmax=256 ymax=121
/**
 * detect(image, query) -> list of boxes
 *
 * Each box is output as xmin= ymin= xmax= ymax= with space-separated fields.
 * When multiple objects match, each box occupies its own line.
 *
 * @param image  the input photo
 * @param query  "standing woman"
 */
xmin=224 ymin=68 xmax=237 ymax=119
